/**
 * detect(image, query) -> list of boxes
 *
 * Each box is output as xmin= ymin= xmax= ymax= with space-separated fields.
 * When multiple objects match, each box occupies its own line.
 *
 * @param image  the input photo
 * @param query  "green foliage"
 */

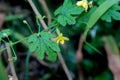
xmin=54 ymin=0 xmax=84 ymax=26
xmin=27 ymin=31 xmax=60 ymax=61
xmin=93 ymin=70 xmax=113 ymax=80
xmin=94 ymin=0 xmax=105 ymax=5
xmin=0 ymin=29 xmax=12 ymax=41
xmin=101 ymin=4 xmax=120 ymax=22
xmin=95 ymin=0 xmax=120 ymax=22
xmin=0 ymin=60 xmax=8 ymax=80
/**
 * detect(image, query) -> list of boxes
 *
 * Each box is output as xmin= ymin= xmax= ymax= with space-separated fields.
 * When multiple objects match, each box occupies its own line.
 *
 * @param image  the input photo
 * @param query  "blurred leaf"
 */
xmin=103 ymin=36 xmax=120 ymax=68
xmin=0 ymin=60 xmax=8 ymax=80
xmin=81 ymin=59 xmax=94 ymax=72
xmin=54 ymin=0 xmax=84 ymax=26
xmin=94 ymin=0 xmax=105 ymax=5
xmin=103 ymin=36 xmax=120 ymax=56
xmin=93 ymin=70 xmax=113 ymax=80
xmin=5 ymin=13 xmax=29 ymax=21
xmin=39 ymin=73 xmax=51 ymax=80
xmin=101 ymin=4 xmax=120 ymax=22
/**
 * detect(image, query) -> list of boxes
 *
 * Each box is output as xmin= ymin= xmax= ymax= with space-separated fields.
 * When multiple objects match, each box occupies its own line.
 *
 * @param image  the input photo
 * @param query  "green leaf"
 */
xmin=54 ymin=0 xmax=84 ymax=26
xmin=44 ymin=39 xmax=60 ymax=52
xmin=110 ymin=10 xmax=120 ymax=20
xmin=57 ymin=15 xmax=67 ymax=26
xmin=27 ymin=33 xmax=39 ymax=52
xmin=94 ymin=0 xmax=105 ymax=5
xmin=65 ymin=15 xmax=76 ymax=25
xmin=46 ymin=47 xmax=57 ymax=61
xmin=101 ymin=4 xmax=120 ymax=22
xmin=36 ymin=38 xmax=46 ymax=60
xmin=27 ymin=31 xmax=60 ymax=61
xmin=0 ymin=60 xmax=8 ymax=80
xmin=40 ymin=31 xmax=55 ymax=39
xmin=93 ymin=70 xmax=112 ymax=80
xmin=0 ymin=29 xmax=12 ymax=39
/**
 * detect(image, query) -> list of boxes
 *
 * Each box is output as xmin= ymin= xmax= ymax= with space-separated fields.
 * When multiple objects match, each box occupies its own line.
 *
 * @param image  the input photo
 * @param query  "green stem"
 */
xmin=25 ymin=51 xmax=31 ymax=80
xmin=56 ymin=28 xmax=61 ymax=35
xmin=36 ymin=16 xmax=41 ymax=32
xmin=0 ymin=37 xmax=28 ymax=53
xmin=23 ymin=20 xmax=34 ymax=34
xmin=9 ymin=41 xmax=17 ymax=61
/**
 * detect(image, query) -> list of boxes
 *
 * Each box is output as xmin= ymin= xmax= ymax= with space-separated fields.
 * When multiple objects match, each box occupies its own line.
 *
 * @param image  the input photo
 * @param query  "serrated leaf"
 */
xmin=101 ymin=12 xmax=112 ymax=22
xmin=57 ymin=15 xmax=67 ymax=26
xmin=111 ymin=4 xmax=120 ymax=10
xmin=65 ymin=15 xmax=76 ymax=25
xmin=44 ymin=39 xmax=60 ymax=52
xmin=36 ymin=38 xmax=45 ymax=60
xmin=40 ymin=31 xmax=55 ymax=39
xmin=27 ymin=31 xmax=60 ymax=61
xmin=54 ymin=0 xmax=84 ymax=26
xmin=27 ymin=33 xmax=39 ymax=52
xmin=46 ymin=47 xmax=57 ymax=61
xmin=54 ymin=6 xmax=62 ymax=16
xmin=101 ymin=4 xmax=120 ymax=22
xmin=110 ymin=10 xmax=120 ymax=20
xmin=65 ymin=5 xmax=84 ymax=15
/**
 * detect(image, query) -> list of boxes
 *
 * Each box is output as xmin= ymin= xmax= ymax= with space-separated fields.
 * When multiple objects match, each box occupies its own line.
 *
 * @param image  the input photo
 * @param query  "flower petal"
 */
xmin=60 ymin=40 xmax=64 ymax=44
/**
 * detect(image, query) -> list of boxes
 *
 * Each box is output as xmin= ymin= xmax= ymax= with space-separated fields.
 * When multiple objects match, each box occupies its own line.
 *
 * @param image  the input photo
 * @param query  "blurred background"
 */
xmin=0 ymin=0 xmax=120 ymax=80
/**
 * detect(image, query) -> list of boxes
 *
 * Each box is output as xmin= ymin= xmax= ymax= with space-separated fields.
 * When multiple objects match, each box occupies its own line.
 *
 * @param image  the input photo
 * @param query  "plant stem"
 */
xmin=5 ymin=43 xmax=18 ymax=80
xmin=28 ymin=0 xmax=48 ymax=29
xmin=23 ymin=20 xmax=34 ymax=34
xmin=57 ymin=53 xmax=73 ymax=80
xmin=25 ymin=51 xmax=31 ymax=80
xmin=38 ymin=0 xmax=52 ymax=25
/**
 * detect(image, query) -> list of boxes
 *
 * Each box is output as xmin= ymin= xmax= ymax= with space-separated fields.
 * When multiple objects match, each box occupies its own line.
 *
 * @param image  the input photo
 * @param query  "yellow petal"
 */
xmin=76 ymin=0 xmax=88 ymax=12
xmin=76 ymin=1 xmax=83 ymax=6
xmin=56 ymin=39 xmax=60 ymax=43
xmin=60 ymin=40 xmax=64 ymax=44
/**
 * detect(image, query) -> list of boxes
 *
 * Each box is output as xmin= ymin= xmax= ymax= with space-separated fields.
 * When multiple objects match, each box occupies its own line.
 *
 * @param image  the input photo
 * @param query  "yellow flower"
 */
xmin=76 ymin=0 xmax=93 ymax=12
xmin=54 ymin=33 xmax=69 ymax=44
xmin=76 ymin=0 xmax=88 ymax=11
xmin=88 ymin=1 xmax=93 ymax=8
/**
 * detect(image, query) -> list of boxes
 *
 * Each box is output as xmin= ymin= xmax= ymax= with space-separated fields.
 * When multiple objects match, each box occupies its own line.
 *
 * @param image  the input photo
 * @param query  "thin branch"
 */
xmin=38 ymin=0 xmax=52 ymax=25
xmin=76 ymin=34 xmax=84 ymax=80
xmin=28 ymin=0 xmax=47 ymax=29
xmin=76 ymin=34 xmax=83 ymax=62
xmin=57 ymin=53 xmax=73 ymax=80
xmin=5 ymin=43 xmax=18 ymax=80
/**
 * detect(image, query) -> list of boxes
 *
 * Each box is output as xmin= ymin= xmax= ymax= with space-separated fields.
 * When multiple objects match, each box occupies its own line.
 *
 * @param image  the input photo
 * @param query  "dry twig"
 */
xmin=5 ymin=43 xmax=18 ymax=80
xmin=76 ymin=34 xmax=84 ymax=80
